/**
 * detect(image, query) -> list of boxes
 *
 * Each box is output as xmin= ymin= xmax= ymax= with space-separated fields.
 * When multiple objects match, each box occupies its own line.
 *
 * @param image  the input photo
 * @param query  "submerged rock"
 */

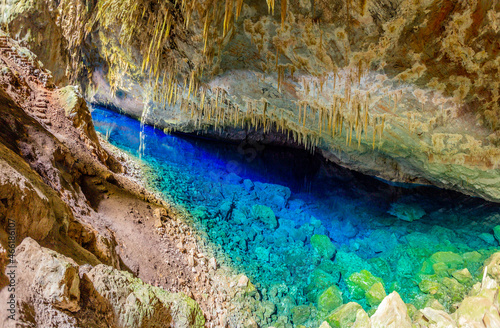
xmin=493 ymin=225 xmax=500 ymax=244
xmin=352 ymin=309 xmax=371 ymax=328
xmin=305 ymin=268 xmax=339 ymax=303
xmin=451 ymin=268 xmax=472 ymax=284
xmin=325 ymin=302 xmax=362 ymax=328
xmin=421 ymin=252 xmax=464 ymax=275
xmin=388 ymin=202 xmax=426 ymax=222
xmin=291 ymin=305 xmax=311 ymax=325
xmin=251 ymin=204 xmax=277 ymax=229
xmin=346 ymin=270 xmax=384 ymax=300
xmin=366 ymin=282 xmax=387 ymax=307
xmin=317 ymin=286 xmax=343 ymax=314
xmin=311 ymin=234 xmax=337 ymax=260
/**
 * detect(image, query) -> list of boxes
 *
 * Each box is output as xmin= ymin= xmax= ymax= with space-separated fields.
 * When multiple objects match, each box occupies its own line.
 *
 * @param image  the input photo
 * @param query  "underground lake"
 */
xmin=92 ymin=105 xmax=500 ymax=323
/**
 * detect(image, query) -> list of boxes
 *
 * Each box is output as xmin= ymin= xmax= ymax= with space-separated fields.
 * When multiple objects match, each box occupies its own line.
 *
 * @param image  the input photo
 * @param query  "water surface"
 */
xmin=92 ymin=106 xmax=500 ymax=324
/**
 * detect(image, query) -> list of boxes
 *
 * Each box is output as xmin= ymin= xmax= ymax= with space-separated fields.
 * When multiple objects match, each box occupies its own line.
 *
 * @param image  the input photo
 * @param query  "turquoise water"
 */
xmin=92 ymin=106 xmax=500 ymax=324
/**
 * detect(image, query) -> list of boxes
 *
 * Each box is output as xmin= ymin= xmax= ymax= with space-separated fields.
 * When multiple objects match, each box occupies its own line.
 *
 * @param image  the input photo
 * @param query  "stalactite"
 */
xmin=303 ymin=103 xmax=307 ymax=127
xmin=223 ymin=0 xmax=233 ymax=38
xmin=379 ymin=114 xmax=386 ymax=143
xmin=281 ymin=0 xmax=287 ymax=29
xmin=235 ymin=0 xmax=244 ymax=20
xmin=372 ymin=119 xmax=377 ymax=150
xmin=187 ymin=70 xmax=195 ymax=100
xmin=266 ymin=0 xmax=275 ymax=15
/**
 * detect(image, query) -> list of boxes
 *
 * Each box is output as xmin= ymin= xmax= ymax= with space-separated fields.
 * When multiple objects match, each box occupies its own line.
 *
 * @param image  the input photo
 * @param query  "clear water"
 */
xmin=92 ymin=106 xmax=500 ymax=324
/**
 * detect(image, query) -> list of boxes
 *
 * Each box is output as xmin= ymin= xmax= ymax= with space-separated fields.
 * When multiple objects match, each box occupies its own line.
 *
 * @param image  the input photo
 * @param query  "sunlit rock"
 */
xmin=370 ymin=292 xmax=412 ymax=328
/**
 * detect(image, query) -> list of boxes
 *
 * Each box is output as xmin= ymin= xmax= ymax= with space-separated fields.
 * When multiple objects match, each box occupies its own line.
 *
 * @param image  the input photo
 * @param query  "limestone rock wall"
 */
xmin=0 ymin=238 xmax=205 ymax=327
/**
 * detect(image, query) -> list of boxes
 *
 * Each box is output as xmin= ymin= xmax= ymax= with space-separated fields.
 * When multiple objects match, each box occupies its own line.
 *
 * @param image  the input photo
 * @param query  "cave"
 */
xmin=1 ymin=0 xmax=500 ymax=327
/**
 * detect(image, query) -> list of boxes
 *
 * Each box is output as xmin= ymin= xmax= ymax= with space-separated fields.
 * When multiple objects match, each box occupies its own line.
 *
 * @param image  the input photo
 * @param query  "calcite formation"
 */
xmin=2 ymin=0 xmax=500 ymax=202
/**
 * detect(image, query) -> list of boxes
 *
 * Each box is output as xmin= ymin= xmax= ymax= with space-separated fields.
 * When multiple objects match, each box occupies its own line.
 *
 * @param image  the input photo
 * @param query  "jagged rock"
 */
xmin=0 ymin=237 xmax=81 ymax=328
xmin=418 ymin=308 xmax=457 ymax=328
xmin=388 ymin=201 xmax=426 ymax=222
xmin=346 ymin=270 xmax=383 ymax=300
xmin=352 ymin=309 xmax=371 ymax=328
xmin=317 ymin=285 xmax=343 ymax=314
xmin=370 ymin=292 xmax=412 ymax=328
xmin=0 ymin=144 xmax=68 ymax=241
xmin=484 ymin=252 xmax=500 ymax=282
xmin=251 ymin=204 xmax=277 ymax=229
xmin=0 ymin=238 xmax=206 ymax=328
xmin=311 ymin=234 xmax=337 ymax=260
xmin=325 ymin=302 xmax=363 ymax=328
xmin=86 ymin=264 xmax=205 ymax=328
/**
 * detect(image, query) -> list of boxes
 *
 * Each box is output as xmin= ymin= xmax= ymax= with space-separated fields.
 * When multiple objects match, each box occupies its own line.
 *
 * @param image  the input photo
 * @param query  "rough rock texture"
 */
xmin=8 ymin=237 xmax=81 ymax=313
xmin=0 ymin=238 xmax=205 ymax=328
xmin=0 ymin=34 xmax=121 ymax=268
xmin=2 ymin=0 xmax=500 ymax=202
xmin=87 ymin=264 xmax=205 ymax=328
xmin=370 ymin=291 xmax=412 ymax=328
xmin=0 ymin=34 xmax=251 ymax=327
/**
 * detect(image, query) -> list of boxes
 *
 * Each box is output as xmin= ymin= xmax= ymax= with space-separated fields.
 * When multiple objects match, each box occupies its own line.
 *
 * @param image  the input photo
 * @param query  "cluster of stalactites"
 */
xmin=152 ymin=66 xmax=393 ymax=153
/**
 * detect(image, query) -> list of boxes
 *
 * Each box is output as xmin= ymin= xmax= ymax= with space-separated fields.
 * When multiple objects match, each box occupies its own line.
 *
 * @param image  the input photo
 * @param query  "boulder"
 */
xmin=87 ymin=264 xmax=205 ymax=327
xmin=419 ymin=308 xmax=457 ymax=328
xmin=493 ymin=225 xmax=500 ymax=244
xmin=311 ymin=234 xmax=336 ymax=259
xmin=346 ymin=270 xmax=383 ymax=300
xmin=366 ymin=282 xmax=386 ymax=307
xmin=352 ymin=309 xmax=371 ymax=328
xmin=370 ymin=292 xmax=412 ymax=328
xmin=13 ymin=237 xmax=81 ymax=312
xmin=305 ymin=268 xmax=339 ymax=302
xmin=388 ymin=201 xmax=426 ymax=222
xmin=452 ymin=268 xmax=473 ymax=284
xmin=317 ymin=286 xmax=343 ymax=314
xmin=325 ymin=302 xmax=363 ymax=328
xmin=291 ymin=305 xmax=311 ymax=325
xmin=455 ymin=296 xmax=500 ymax=327
xmin=479 ymin=233 xmax=497 ymax=245
xmin=484 ymin=252 xmax=500 ymax=282
xmin=421 ymin=252 xmax=464 ymax=275
xmin=251 ymin=204 xmax=277 ymax=229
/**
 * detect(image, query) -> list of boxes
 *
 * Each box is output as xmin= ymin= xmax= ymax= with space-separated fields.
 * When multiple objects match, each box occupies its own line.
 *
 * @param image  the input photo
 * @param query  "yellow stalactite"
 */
xmin=281 ymin=0 xmax=287 ymax=29
xmin=236 ymin=0 xmax=244 ymax=20
xmin=187 ymin=70 xmax=195 ymax=100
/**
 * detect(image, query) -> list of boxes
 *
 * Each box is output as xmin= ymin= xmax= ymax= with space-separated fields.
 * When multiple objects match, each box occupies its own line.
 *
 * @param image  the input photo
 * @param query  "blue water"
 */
xmin=92 ymin=106 xmax=500 ymax=324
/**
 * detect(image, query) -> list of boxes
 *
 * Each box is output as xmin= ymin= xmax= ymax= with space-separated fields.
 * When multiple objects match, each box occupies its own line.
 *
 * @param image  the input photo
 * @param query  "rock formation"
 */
xmin=1 ymin=0 xmax=499 ymax=202
xmin=0 ymin=34 xmax=209 ymax=326
xmin=1 ymin=1 xmax=500 ymax=327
